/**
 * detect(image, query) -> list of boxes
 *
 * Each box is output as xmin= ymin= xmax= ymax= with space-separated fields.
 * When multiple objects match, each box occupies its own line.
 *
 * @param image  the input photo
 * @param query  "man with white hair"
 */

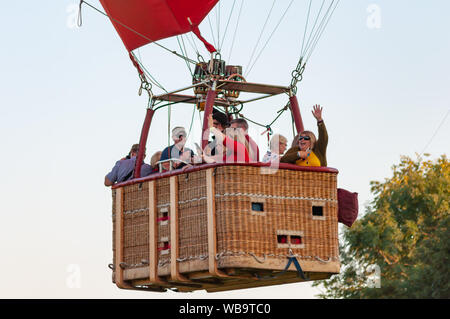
xmin=262 ymin=134 xmax=288 ymax=163
xmin=160 ymin=126 xmax=194 ymax=170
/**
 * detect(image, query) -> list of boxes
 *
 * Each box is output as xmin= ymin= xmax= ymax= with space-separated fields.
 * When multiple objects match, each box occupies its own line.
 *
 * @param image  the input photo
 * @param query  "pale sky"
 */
xmin=0 ymin=0 xmax=449 ymax=299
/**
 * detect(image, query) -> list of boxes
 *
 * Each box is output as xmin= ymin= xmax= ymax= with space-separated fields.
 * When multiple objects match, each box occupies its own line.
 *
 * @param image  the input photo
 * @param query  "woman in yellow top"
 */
xmin=280 ymin=105 xmax=328 ymax=167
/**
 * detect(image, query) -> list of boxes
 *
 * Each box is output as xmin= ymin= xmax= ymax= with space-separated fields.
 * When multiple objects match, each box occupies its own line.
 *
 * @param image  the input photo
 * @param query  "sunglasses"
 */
xmin=299 ymin=136 xmax=311 ymax=141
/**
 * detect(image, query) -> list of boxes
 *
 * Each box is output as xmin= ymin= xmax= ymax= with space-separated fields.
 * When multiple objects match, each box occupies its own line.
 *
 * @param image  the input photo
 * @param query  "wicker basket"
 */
xmin=111 ymin=163 xmax=339 ymax=292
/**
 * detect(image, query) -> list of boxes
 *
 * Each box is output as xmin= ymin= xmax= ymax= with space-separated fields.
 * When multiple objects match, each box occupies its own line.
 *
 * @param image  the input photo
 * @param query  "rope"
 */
xmin=123 ymin=208 xmax=148 ymax=215
xmin=249 ymin=252 xmax=267 ymax=264
xmin=177 ymin=254 xmax=208 ymax=263
xmin=80 ymin=0 xmax=197 ymax=65
xmin=215 ymin=250 xmax=339 ymax=263
xmin=237 ymin=113 xmax=267 ymax=129
xmin=77 ymin=0 xmax=83 ymax=27
xmin=267 ymin=103 xmax=289 ymax=128
xmin=109 ymin=252 xmax=338 ymax=270
xmin=315 ymin=256 xmax=332 ymax=263
xmin=215 ymin=192 xmax=337 ymax=203
xmin=146 ymin=190 xmax=336 ymax=214
xmin=234 ymin=103 xmax=289 ymax=135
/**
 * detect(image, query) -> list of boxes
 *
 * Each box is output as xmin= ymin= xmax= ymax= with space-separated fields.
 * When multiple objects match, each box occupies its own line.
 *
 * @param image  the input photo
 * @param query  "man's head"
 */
xmin=230 ymin=118 xmax=249 ymax=133
xmin=172 ymin=126 xmax=187 ymax=147
xmin=129 ymin=144 xmax=140 ymax=158
xmin=212 ymin=109 xmax=229 ymax=132
xmin=129 ymin=144 xmax=147 ymax=159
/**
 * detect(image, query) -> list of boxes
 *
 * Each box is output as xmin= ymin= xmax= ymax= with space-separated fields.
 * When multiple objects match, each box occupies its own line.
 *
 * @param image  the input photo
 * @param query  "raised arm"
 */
xmin=311 ymin=104 xmax=323 ymax=122
xmin=312 ymin=104 xmax=328 ymax=148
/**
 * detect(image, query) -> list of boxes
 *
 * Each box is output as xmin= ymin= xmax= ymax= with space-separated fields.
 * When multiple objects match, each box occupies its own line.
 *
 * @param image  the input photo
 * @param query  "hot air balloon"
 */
xmin=80 ymin=0 xmax=357 ymax=292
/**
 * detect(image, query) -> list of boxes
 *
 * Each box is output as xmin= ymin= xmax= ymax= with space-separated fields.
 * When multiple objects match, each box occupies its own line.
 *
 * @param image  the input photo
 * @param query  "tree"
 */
xmin=313 ymin=154 xmax=449 ymax=298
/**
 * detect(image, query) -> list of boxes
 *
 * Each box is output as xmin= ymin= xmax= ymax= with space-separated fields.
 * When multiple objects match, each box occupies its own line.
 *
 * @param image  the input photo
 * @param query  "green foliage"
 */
xmin=313 ymin=154 xmax=449 ymax=298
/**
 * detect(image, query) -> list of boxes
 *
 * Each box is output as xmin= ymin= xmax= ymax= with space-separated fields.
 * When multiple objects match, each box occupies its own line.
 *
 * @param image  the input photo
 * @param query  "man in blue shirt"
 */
xmin=104 ymin=144 xmax=153 ymax=186
xmin=160 ymin=127 xmax=194 ymax=170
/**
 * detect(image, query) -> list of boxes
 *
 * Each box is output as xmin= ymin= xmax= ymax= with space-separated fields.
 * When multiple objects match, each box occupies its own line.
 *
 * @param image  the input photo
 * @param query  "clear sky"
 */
xmin=0 ymin=0 xmax=448 ymax=299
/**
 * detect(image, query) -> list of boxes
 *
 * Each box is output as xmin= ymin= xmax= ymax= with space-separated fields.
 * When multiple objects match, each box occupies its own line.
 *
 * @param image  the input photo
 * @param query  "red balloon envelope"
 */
xmin=99 ymin=0 xmax=218 ymax=52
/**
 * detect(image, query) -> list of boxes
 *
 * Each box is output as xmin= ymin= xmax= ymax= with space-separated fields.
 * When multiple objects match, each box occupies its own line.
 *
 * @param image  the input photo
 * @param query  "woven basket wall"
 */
xmin=214 ymin=166 xmax=338 ymax=264
xmin=111 ymin=165 xmax=339 ymax=281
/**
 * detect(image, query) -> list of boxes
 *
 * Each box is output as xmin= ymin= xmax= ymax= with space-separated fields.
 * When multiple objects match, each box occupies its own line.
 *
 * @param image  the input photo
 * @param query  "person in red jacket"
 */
xmin=201 ymin=115 xmax=250 ymax=164
xmin=230 ymin=118 xmax=260 ymax=162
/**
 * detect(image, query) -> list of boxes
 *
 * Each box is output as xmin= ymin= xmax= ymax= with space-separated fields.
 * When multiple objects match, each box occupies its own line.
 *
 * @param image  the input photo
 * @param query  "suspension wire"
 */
xmin=419 ymin=108 xmax=450 ymax=158
xmin=176 ymin=36 xmax=193 ymax=76
xmin=186 ymin=32 xmax=201 ymax=59
xmin=167 ymin=104 xmax=171 ymax=148
xmin=301 ymin=0 xmax=326 ymax=57
xmin=216 ymin=1 xmax=221 ymax=53
xmin=180 ymin=35 xmax=191 ymax=63
xmin=207 ymin=15 xmax=218 ymax=49
xmin=219 ymin=0 xmax=237 ymax=52
xmin=131 ymin=52 xmax=167 ymax=92
xmin=300 ymin=0 xmax=313 ymax=57
xmin=306 ymin=1 xmax=340 ymax=62
xmin=186 ymin=105 xmax=197 ymax=140
xmin=227 ymin=0 xmax=244 ymax=63
xmin=244 ymin=0 xmax=276 ymax=77
xmin=305 ymin=0 xmax=340 ymax=62
xmin=80 ymin=0 xmax=197 ymax=65
xmin=290 ymin=0 xmax=340 ymax=94
xmin=246 ymin=0 xmax=295 ymax=78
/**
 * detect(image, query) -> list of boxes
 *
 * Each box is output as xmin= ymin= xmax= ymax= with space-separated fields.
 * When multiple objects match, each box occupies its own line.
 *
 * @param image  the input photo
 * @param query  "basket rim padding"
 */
xmin=112 ymin=162 xmax=339 ymax=189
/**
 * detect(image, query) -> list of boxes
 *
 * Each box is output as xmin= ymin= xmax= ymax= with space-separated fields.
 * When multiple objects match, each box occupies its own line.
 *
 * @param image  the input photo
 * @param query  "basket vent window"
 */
xmin=291 ymin=236 xmax=302 ymax=245
xmin=277 ymin=235 xmax=288 ymax=244
xmin=312 ymin=205 xmax=324 ymax=217
xmin=251 ymin=202 xmax=264 ymax=212
xmin=160 ymin=241 xmax=170 ymax=250
xmin=158 ymin=209 xmax=169 ymax=222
